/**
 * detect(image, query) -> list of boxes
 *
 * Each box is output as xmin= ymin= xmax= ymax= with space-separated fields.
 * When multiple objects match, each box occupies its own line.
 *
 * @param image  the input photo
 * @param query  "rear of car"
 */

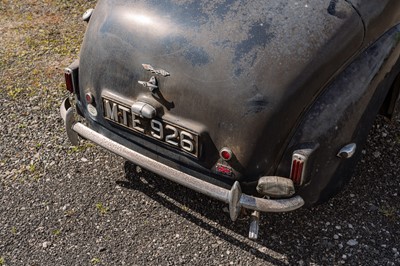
xmin=61 ymin=0 xmax=400 ymax=239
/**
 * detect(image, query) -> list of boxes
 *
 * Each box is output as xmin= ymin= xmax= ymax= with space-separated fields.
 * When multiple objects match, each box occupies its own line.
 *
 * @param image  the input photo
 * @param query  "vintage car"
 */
xmin=61 ymin=0 xmax=400 ymax=239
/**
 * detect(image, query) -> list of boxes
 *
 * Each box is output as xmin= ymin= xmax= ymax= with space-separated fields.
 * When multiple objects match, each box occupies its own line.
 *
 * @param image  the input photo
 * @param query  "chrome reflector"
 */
xmin=337 ymin=143 xmax=357 ymax=159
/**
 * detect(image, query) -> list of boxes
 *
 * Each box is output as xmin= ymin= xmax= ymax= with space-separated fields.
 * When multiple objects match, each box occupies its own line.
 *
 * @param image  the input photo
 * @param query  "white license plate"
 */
xmin=102 ymin=97 xmax=199 ymax=157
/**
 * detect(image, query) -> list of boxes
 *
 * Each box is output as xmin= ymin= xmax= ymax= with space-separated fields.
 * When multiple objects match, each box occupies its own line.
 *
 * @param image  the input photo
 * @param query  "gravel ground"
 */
xmin=0 ymin=1 xmax=399 ymax=265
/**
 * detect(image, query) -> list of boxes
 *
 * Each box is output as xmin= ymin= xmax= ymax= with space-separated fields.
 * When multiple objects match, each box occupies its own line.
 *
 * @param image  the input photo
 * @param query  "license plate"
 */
xmin=102 ymin=97 xmax=199 ymax=157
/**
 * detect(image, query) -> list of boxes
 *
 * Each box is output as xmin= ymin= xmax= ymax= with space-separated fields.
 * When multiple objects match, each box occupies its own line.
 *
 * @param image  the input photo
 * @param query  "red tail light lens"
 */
xmin=64 ymin=60 xmax=79 ymax=95
xmin=290 ymin=148 xmax=314 ymax=186
xmin=85 ymin=93 xmax=93 ymax=104
xmin=290 ymin=158 xmax=304 ymax=185
xmin=219 ymin=148 xmax=233 ymax=161
xmin=65 ymin=71 xmax=74 ymax=93
xmin=216 ymin=163 xmax=233 ymax=176
xmin=290 ymin=151 xmax=310 ymax=185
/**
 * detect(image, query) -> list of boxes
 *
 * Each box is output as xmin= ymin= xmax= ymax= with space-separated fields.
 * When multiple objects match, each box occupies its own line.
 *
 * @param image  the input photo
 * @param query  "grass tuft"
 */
xmin=91 ymin=257 xmax=101 ymax=265
xmin=96 ymin=203 xmax=109 ymax=215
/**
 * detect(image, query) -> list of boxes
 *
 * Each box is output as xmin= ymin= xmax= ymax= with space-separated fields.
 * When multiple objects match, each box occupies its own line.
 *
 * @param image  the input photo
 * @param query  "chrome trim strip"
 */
xmin=60 ymin=98 xmax=304 ymax=217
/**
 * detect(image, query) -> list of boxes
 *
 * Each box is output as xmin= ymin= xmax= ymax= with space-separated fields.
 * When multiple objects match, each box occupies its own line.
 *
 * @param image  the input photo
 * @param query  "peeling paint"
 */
xmin=233 ymin=22 xmax=275 ymax=77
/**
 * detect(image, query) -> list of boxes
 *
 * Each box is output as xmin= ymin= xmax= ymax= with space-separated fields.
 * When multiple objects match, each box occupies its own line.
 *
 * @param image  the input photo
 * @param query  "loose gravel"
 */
xmin=0 ymin=1 xmax=399 ymax=265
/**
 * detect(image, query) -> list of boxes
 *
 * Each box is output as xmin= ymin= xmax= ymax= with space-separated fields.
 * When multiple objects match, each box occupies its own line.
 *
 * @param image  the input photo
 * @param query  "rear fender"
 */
xmin=276 ymin=25 xmax=400 ymax=206
xmin=379 ymin=71 xmax=400 ymax=119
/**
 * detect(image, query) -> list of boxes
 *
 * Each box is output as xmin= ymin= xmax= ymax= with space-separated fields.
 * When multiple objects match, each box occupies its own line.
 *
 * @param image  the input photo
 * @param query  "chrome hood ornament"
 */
xmin=142 ymin=64 xmax=170 ymax=77
xmin=138 ymin=76 xmax=158 ymax=93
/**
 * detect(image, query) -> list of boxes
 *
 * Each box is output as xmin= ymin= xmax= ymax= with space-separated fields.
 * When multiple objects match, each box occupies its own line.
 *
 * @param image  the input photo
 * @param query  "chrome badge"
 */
xmin=142 ymin=64 xmax=170 ymax=77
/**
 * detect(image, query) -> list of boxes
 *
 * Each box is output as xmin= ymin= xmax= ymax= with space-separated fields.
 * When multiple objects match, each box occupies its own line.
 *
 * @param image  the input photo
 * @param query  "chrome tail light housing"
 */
xmin=290 ymin=149 xmax=313 ymax=185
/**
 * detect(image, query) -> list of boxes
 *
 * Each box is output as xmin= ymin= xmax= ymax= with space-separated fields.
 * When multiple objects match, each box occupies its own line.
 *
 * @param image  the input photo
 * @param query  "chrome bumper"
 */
xmin=60 ymin=98 xmax=304 ymax=220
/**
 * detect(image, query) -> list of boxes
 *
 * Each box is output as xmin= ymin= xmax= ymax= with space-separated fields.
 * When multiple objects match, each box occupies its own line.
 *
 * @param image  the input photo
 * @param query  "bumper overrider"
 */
xmin=60 ymin=97 xmax=304 ymax=225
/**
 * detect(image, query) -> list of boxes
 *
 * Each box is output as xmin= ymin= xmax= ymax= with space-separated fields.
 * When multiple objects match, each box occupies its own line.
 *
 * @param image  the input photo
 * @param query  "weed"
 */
xmin=7 ymin=87 xmax=24 ymax=99
xmin=96 ymin=203 xmax=109 ymax=215
xmin=64 ymin=209 xmax=76 ymax=217
xmin=91 ymin=258 xmax=101 ymax=265
xmin=68 ymin=146 xmax=81 ymax=154
xmin=68 ymin=143 xmax=95 ymax=154
xmin=380 ymin=206 xmax=397 ymax=220
xmin=11 ymin=227 xmax=17 ymax=234
xmin=0 ymin=257 xmax=4 ymax=266
xmin=32 ymin=174 xmax=41 ymax=181
xmin=28 ymin=163 xmax=36 ymax=173
xmin=52 ymin=229 xmax=61 ymax=236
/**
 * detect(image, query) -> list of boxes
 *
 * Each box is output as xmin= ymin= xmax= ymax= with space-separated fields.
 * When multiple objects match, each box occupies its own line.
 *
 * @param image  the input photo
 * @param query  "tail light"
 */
xmin=85 ymin=93 xmax=94 ymax=104
xmin=290 ymin=149 xmax=313 ymax=185
xmin=64 ymin=60 xmax=80 ymax=97
xmin=216 ymin=163 xmax=233 ymax=176
xmin=290 ymin=154 xmax=305 ymax=185
xmin=64 ymin=71 xmax=74 ymax=93
xmin=219 ymin=147 xmax=233 ymax=161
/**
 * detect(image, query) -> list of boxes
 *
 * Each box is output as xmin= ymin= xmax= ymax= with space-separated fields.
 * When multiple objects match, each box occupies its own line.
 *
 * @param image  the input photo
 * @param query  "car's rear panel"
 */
xmin=77 ymin=0 xmax=364 ymax=186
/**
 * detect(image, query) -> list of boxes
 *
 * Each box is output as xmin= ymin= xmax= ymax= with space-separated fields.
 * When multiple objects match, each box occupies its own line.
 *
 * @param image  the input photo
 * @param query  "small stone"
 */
xmin=334 ymin=234 xmax=339 ymax=240
xmin=350 ymin=194 xmax=355 ymax=198
xmin=347 ymin=239 xmax=358 ymax=246
xmin=335 ymin=225 xmax=341 ymax=230
xmin=372 ymin=151 xmax=381 ymax=158
xmin=382 ymin=132 xmax=388 ymax=137
xmin=42 ymin=241 xmax=51 ymax=248
xmin=348 ymin=224 xmax=354 ymax=229
xmin=393 ymin=248 xmax=398 ymax=253
xmin=342 ymin=255 xmax=347 ymax=260
xmin=98 ymin=247 xmax=106 ymax=252
xmin=81 ymin=157 xmax=88 ymax=162
xmin=338 ymin=244 xmax=344 ymax=249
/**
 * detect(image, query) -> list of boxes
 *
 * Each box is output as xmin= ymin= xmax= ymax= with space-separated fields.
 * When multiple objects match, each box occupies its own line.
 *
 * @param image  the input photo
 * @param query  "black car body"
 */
xmin=61 ymin=0 xmax=400 ymax=238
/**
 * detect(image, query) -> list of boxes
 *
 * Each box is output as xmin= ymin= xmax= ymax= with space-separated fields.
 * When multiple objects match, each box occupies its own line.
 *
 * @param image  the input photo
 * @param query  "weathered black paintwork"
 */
xmin=348 ymin=0 xmax=400 ymax=45
xmin=75 ymin=0 xmax=400 ymax=203
xmin=276 ymin=25 xmax=400 ymax=205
